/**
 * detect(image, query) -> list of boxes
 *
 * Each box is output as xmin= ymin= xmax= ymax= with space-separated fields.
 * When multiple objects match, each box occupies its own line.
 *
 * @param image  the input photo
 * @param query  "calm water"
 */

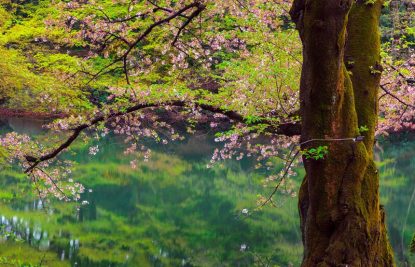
xmin=0 ymin=117 xmax=413 ymax=266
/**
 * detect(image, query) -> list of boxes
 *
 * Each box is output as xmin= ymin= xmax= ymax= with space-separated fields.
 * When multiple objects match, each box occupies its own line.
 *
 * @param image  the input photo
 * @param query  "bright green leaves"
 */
xmin=245 ymin=115 xmax=263 ymax=125
xmin=358 ymin=125 xmax=369 ymax=134
xmin=301 ymin=146 xmax=329 ymax=160
xmin=0 ymin=0 xmax=92 ymax=113
xmin=364 ymin=0 xmax=377 ymax=6
xmin=369 ymin=65 xmax=382 ymax=75
xmin=0 ymin=145 xmax=8 ymax=167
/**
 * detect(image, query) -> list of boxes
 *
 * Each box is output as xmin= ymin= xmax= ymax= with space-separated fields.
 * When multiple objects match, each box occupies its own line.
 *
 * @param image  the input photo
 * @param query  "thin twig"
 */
xmin=33 ymin=167 xmax=70 ymax=201
xmin=380 ymin=85 xmax=415 ymax=109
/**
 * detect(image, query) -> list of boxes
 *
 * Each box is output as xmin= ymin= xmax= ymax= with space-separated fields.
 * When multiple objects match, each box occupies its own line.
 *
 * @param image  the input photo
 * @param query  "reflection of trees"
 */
xmin=0 ymin=133 xmax=302 ymax=266
xmin=0 ymin=124 xmax=304 ymax=266
xmin=377 ymin=139 xmax=415 ymax=265
xmin=72 ymin=146 xmax=302 ymax=266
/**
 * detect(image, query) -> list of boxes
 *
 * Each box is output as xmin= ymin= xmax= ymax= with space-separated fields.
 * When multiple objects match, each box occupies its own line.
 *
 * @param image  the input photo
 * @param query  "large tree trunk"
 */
xmin=289 ymin=0 xmax=395 ymax=265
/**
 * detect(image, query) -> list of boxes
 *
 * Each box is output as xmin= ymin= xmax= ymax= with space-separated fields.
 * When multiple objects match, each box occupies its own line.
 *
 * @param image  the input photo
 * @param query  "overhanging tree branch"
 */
xmin=24 ymin=100 xmax=301 ymax=174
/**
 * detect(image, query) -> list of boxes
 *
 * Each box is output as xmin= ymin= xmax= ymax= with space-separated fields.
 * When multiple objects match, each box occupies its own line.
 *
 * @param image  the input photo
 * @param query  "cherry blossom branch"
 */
xmin=258 ymin=146 xmax=300 ymax=208
xmin=92 ymin=6 xmax=150 ymax=23
xmin=34 ymin=167 xmax=70 ymax=201
xmin=388 ymin=63 xmax=414 ymax=82
xmin=172 ymin=3 xmax=205 ymax=46
xmin=24 ymin=100 xmax=301 ymax=174
xmin=147 ymin=0 xmax=190 ymax=19
xmin=29 ymin=173 xmax=49 ymax=211
xmin=380 ymin=84 xmax=415 ymax=109
xmin=88 ymin=1 xmax=206 ymax=84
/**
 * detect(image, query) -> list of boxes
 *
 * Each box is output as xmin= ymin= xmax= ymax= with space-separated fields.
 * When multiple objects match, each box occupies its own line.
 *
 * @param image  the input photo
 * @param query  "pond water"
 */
xmin=0 ymin=117 xmax=413 ymax=266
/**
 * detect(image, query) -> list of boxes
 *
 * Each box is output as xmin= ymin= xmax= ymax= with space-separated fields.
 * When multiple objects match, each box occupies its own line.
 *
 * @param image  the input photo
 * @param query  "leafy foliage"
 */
xmin=358 ymin=125 xmax=370 ymax=134
xmin=301 ymin=146 xmax=329 ymax=160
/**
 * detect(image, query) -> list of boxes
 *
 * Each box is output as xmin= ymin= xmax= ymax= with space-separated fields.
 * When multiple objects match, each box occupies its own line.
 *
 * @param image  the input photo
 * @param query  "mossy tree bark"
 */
xmin=289 ymin=0 xmax=395 ymax=265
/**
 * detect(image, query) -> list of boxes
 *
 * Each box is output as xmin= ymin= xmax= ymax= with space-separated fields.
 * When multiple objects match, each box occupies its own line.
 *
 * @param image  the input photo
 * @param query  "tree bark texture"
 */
xmin=289 ymin=0 xmax=395 ymax=266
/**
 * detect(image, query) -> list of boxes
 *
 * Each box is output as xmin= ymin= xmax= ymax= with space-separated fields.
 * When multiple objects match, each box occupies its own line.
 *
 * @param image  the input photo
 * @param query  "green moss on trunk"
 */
xmin=290 ymin=0 xmax=395 ymax=265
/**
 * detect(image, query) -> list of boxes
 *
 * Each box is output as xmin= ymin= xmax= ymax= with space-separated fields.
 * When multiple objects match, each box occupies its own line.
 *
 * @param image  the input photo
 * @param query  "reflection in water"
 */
xmin=0 ymin=212 xmax=82 ymax=262
xmin=1 ymin=117 xmax=46 ymax=135
xmin=0 ymin=118 xmax=414 ymax=266
xmin=376 ymin=138 xmax=415 ymax=266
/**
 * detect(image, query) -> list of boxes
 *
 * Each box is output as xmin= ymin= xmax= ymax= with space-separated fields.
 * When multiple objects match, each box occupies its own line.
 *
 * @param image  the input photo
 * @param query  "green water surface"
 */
xmin=0 ymin=117 xmax=413 ymax=266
